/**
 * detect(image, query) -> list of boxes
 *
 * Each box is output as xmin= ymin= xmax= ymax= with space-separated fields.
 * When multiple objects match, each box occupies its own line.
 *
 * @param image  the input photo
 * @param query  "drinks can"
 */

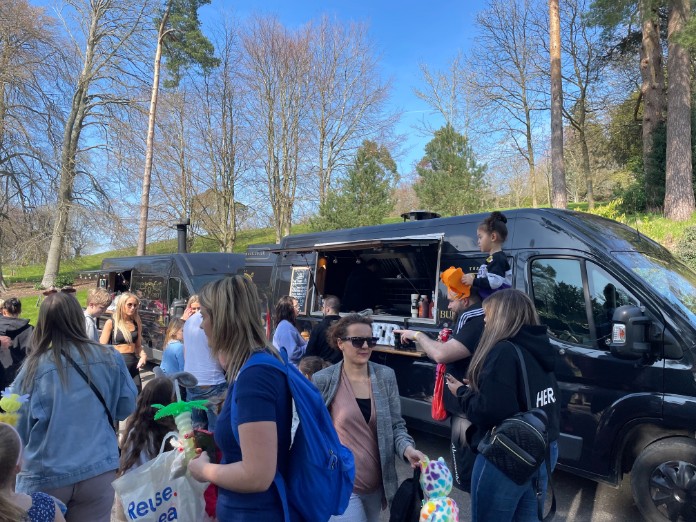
xmin=438 ymin=327 xmax=453 ymax=342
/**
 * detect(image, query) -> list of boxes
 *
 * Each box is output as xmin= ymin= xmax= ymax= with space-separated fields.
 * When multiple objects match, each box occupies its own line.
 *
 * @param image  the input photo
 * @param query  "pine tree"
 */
xmin=311 ymin=141 xmax=397 ymax=231
xmin=414 ymin=125 xmax=488 ymax=216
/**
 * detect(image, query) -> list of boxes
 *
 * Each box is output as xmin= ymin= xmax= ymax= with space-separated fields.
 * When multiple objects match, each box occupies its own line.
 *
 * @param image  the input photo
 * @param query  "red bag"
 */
xmin=431 ymin=363 xmax=449 ymax=421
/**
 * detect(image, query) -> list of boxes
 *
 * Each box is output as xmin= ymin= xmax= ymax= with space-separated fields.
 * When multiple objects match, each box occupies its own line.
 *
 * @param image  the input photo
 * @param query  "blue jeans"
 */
xmin=186 ymin=382 xmax=227 ymax=431
xmin=471 ymin=440 xmax=559 ymax=522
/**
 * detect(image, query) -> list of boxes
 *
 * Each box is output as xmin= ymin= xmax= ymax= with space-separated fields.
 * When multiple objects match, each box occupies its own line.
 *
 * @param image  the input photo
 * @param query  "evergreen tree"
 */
xmin=414 ymin=125 xmax=488 ymax=216
xmin=311 ymin=141 xmax=397 ymax=231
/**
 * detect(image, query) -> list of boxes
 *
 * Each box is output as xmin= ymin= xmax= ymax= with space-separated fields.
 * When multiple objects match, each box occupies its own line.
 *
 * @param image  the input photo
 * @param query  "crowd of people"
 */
xmin=0 ymin=212 xmax=560 ymax=522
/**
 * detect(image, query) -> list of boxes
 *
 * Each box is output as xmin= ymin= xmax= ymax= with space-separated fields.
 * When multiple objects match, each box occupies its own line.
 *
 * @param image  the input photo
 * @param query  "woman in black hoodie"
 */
xmin=446 ymin=289 xmax=560 ymax=522
xmin=0 ymin=297 xmax=34 ymax=390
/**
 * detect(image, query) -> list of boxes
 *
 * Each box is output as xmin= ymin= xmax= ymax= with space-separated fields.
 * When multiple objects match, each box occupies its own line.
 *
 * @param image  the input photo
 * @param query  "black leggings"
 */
xmin=120 ymin=352 xmax=141 ymax=392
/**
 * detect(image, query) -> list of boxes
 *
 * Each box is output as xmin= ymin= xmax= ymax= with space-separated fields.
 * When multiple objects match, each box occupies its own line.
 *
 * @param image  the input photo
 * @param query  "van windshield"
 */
xmin=615 ymin=252 xmax=696 ymax=324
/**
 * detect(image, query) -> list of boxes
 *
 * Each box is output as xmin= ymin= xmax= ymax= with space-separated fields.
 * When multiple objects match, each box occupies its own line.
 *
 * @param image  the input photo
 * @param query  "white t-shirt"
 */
xmin=183 ymin=312 xmax=226 ymax=385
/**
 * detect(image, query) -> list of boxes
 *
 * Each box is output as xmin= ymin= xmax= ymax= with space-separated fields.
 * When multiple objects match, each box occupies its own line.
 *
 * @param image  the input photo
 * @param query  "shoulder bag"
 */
xmin=476 ymin=342 xmax=556 ymax=520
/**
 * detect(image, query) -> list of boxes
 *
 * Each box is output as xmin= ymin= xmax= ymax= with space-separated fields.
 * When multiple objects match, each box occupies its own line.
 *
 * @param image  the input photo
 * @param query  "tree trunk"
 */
xmin=137 ymin=6 xmax=171 ymax=256
xmin=579 ymin=124 xmax=594 ymax=209
xmin=524 ymin=106 xmax=537 ymax=207
xmin=549 ymin=0 xmax=567 ymax=209
xmin=664 ymin=0 xmax=694 ymax=220
xmin=640 ymin=0 xmax=667 ymax=210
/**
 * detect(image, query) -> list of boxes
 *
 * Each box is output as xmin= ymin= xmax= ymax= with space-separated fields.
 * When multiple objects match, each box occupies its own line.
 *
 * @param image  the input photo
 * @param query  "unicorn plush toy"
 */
xmin=419 ymin=456 xmax=459 ymax=522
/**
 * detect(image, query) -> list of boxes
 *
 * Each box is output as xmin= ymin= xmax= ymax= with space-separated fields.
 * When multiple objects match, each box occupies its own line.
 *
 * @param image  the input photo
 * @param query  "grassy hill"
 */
xmin=4 ymin=204 xmax=696 ymax=285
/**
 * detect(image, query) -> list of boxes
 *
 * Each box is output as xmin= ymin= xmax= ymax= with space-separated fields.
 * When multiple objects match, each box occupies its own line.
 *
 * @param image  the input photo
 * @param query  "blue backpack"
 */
xmin=231 ymin=349 xmax=355 ymax=522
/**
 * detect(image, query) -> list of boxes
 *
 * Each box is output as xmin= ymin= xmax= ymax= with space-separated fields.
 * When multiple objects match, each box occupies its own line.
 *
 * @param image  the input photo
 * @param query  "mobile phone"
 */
xmin=194 ymin=428 xmax=218 ymax=463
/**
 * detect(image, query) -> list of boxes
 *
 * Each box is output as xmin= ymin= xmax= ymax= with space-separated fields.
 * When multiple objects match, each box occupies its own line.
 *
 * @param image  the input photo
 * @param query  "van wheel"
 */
xmin=631 ymin=438 xmax=696 ymax=521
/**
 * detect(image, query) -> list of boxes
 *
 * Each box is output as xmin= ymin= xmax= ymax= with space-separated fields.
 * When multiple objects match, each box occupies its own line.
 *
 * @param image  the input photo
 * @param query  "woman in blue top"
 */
xmin=272 ymin=295 xmax=307 ymax=366
xmin=159 ymin=318 xmax=185 ymax=374
xmin=188 ymin=275 xmax=293 ymax=522
xmin=12 ymin=292 xmax=137 ymax=522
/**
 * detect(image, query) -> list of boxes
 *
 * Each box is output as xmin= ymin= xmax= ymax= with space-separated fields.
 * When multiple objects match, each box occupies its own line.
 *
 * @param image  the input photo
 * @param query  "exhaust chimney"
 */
xmin=400 ymin=210 xmax=441 ymax=222
xmin=175 ymin=219 xmax=190 ymax=253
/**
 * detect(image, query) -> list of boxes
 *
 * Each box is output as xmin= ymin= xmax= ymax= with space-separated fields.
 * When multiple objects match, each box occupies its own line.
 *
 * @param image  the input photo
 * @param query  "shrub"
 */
xmin=54 ymin=273 xmax=75 ymax=287
xmin=588 ymin=199 xmax=626 ymax=222
xmin=675 ymin=226 xmax=696 ymax=272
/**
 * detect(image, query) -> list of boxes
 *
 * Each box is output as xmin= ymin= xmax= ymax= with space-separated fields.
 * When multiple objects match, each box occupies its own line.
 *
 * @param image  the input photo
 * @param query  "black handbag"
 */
xmin=389 ymin=467 xmax=423 ymax=522
xmin=476 ymin=342 xmax=556 ymax=521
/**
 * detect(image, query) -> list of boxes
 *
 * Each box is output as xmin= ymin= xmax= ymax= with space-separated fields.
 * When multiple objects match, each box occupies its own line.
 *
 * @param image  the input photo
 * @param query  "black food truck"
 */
xmin=245 ymin=208 xmax=696 ymax=522
xmin=93 ymin=252 xmax=245 ymax=361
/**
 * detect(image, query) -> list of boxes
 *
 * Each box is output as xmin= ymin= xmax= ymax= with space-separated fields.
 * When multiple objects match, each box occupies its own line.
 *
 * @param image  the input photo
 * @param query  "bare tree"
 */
xmin=468 ymin=0 xmax=547 ymax=207
xmin=193 ymin=19 xmax=251 ymax=252
xmin=414 ymin=53 xmax=472 ymax=135
xmin=0 ymin=0 xmax=60 ymax=289
xmin=41 ymin=0 xmax=153 ymax=287
xmin=549 ymin=0 xmax=568 ymax=208
xmin=241 ymin=17 xmax=311 ymax=242
xmin=307 ymin=17 xmax=395 ymax=204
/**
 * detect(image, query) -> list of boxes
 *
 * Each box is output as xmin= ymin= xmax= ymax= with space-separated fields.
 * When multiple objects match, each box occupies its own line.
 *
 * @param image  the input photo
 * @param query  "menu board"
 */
xmin=289 ymin=266 xmax=311 ymax=314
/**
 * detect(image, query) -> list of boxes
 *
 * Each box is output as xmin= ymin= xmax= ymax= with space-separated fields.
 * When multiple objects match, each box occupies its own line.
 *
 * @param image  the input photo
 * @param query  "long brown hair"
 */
xmin=467 ymin=289 xmax=540 ymax=391
xmin=112 ymin=292 xmax=141 ymax=345
xmin=20 ymin=292 xmax=107 ymax=393
xmin=275 ymin=295 xmax=297 ymax=326
xmin=162 ymin=318 xmax=185 ymax=351
xmin=199 ymin=275 xmax=277 ymax=380
xmin=0 ymin=423 xmax=28 ymax=521
xmin=118 ymin=377 xmax=176 ymax=476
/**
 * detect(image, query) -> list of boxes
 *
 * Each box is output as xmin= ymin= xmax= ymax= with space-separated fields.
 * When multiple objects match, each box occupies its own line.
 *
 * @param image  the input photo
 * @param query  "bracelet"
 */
xmin=414 ymin=332 xmax=422 ymax=341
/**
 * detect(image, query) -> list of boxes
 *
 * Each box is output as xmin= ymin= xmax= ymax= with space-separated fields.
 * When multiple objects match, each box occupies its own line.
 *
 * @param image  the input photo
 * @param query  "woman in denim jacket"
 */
xmin=12 ymin=292 xmax=137 ymax=522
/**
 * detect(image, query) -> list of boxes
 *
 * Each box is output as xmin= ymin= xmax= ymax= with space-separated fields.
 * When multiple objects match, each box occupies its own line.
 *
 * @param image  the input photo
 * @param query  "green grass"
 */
xmin=16 ymin=288 xmax=88 ymax=325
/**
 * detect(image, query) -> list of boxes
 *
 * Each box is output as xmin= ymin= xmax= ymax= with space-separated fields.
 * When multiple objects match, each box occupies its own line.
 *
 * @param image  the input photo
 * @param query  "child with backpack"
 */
xmin=188 ymin=275 xmax=354 ymax=522
xmin=462 ymin=211 xmax=512 ymax=299
xmin=0 ymin=422 xmax=66 ymax=522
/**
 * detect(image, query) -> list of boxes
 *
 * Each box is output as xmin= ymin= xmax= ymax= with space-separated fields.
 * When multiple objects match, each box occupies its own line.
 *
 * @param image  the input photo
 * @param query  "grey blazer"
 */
xmin=312 ymin=361 xmax=415 ymax=505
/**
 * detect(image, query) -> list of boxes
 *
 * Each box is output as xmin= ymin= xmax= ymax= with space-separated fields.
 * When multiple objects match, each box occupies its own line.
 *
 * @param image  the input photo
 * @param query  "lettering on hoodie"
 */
xmin=536 ymin=387 xmax=556 ymax=408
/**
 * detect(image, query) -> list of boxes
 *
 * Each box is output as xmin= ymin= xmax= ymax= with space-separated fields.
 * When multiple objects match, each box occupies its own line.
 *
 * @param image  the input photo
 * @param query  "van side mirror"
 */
xmin=169 ymin=298 xmax=186 ymax=320
xmin=609 ymin=305 xmax=652 ymax=359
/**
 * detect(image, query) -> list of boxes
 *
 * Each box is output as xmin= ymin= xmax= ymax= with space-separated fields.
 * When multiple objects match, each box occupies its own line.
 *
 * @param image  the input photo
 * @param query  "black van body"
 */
xmin=248 ymin=209 xmax=696 ymax=521
xmin=96 ymin=253 xmax=245 ymax=361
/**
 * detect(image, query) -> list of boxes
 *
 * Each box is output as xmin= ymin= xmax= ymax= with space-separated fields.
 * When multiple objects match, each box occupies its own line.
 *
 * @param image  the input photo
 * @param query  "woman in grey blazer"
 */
xmin=313 ymin=314 xmax=425 ymax=522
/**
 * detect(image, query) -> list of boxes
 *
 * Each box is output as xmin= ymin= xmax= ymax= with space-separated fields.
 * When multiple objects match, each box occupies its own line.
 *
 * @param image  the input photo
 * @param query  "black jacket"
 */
xmin=459 ymin=324 xmax=560 ymax=451
xmin=0 ymin=316 xmax=33 ymax=389
xmin=305 ymin=315 xmax=342 ymax=364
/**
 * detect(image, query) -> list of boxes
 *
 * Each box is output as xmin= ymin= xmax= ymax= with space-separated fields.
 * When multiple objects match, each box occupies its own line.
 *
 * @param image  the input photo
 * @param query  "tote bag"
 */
xmin=112 ymin=433 xmax=209 ymax=522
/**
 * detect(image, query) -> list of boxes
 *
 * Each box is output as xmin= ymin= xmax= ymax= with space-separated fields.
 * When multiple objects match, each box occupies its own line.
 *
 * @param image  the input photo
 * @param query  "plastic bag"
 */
xmin=112 ymin=433 xmax=209 ymax=522
xmin=431 ymin=363 xmax=450 ymax=421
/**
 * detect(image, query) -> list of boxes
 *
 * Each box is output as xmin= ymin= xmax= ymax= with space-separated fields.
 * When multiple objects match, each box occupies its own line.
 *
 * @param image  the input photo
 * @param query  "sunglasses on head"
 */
xmin=340 ymin=336 xmax=379 ymax=349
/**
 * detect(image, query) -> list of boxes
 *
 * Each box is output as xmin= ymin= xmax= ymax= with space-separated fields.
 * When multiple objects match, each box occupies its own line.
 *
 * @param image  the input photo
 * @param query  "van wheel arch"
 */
xmin=630 ymin=437 xmax=696 ymax=521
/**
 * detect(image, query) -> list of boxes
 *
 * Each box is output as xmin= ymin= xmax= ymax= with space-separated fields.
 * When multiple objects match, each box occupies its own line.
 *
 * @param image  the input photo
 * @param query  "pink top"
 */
xmin=330 ymin=373 xmax=382 ymax=495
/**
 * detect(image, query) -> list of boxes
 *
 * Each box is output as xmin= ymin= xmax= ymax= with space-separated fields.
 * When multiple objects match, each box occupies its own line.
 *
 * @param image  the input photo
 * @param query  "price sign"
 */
xmin=289 ymin=267 xmax=311 ymax=314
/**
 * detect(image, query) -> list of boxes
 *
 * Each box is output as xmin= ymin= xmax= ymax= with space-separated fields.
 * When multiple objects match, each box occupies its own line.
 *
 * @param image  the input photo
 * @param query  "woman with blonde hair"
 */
xmin=12 ymin=292 xmax=137 ymax=521
xmin=100 ymin=292 xmax=146 ymax=391
xmin=188 ymin=275 xmax=293 ymax=521
xmin=182 ymin=294 xmax=201 ymax=320
xmin=446 ymin=289 xmax=560 ymax=522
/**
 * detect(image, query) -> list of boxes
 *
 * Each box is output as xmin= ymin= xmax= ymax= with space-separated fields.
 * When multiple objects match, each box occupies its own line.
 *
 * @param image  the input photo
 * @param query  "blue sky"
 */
xmin=203 ymin=0 xmax=489 ymax=178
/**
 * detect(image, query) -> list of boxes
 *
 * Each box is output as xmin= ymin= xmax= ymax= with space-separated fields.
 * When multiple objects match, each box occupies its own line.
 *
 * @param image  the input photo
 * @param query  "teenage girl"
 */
xmin=0 ymin=422 xmax=66 ymax=522
xmin=100 ymin=293 xmax=147 ymax=391
xmin=117 ymin=377 xmax=176 ymax=476
xmin=462 ymin=211 xmax=512 ymax=299
xmin=160 ymin=319 xmax=185 ymax=375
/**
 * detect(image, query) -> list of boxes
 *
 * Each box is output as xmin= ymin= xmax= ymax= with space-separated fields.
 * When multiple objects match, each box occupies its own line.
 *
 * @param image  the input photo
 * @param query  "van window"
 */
xmin=531 ymin=258 xmax=591 ymax=346
xmin=586 ymin=262 xmax=638 ymax=347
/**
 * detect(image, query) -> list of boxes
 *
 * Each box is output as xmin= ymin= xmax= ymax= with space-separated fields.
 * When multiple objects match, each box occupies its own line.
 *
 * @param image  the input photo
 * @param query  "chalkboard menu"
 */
xmin=289 ymin=266 xmax=311 ymax=314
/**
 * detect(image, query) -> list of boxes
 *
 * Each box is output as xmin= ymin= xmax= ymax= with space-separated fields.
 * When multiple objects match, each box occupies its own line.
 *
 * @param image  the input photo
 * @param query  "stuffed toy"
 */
xmin=419 ymin=456 xmax=459 ymax=522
